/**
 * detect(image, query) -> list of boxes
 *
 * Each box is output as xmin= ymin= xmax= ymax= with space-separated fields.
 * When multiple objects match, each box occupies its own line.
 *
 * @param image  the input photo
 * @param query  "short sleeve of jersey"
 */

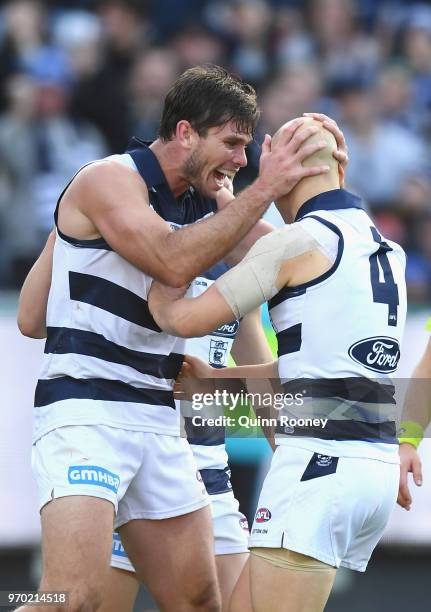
xmin=298 ymin=216 xmax=340 ymax=264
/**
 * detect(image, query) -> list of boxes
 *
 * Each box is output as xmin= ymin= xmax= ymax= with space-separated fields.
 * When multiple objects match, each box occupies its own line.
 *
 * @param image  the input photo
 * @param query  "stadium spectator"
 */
xmin=171 ymin=23 xmax=226 ymax=73
xmin=307 ymin=0 xmax=381 ymax=84
xmin=377 ymin=65 xmax=420 ymax=133
xmin=0 ymin=0 xmax=71 ymax=110
xmin=401 ymin=3 xmax=431 ymax=135
xmin=0 ymin=69 xmax=106 ymax=286
xmin=334 ymin=76 xmax=427 ymax=208
xmin=128 ymin=48 xmax=179 ymax=141
xmin=0 ymin=0 xmax=430 ymax=303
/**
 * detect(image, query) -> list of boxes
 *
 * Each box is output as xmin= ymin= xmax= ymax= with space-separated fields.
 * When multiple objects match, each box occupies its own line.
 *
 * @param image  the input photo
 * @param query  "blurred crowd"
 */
xmin=0 ymin=0 xmax=430 ymax=303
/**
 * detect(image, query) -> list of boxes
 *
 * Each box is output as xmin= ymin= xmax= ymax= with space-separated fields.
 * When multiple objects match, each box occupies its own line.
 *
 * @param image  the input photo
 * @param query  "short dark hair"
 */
xmin=159 ymin=65 xmax=260 ymax=140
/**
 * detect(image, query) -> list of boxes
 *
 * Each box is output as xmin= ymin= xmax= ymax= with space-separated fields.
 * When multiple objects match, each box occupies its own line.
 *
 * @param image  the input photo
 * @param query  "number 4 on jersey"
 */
xmin=369 ymin=226 xmax=399 ymax=327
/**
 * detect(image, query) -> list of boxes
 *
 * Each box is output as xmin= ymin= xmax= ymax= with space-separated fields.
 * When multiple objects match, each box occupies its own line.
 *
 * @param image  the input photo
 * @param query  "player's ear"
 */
xmin=176 ymin=121 xmax=198 ymax=149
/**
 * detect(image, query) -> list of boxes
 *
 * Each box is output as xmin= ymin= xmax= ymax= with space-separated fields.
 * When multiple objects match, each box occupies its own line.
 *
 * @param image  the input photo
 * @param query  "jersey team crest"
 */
xmin=209 ymin=339 xmax=229 ymax=367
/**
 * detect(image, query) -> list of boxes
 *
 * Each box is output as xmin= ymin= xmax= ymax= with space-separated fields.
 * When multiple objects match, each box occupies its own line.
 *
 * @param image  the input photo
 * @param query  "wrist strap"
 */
xmin=398 ymin=420 xmax=424 ymax=449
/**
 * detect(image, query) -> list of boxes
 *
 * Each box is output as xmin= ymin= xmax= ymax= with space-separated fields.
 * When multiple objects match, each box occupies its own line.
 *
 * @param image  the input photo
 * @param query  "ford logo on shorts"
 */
xmin=348 ymin=336 xmax=400 ymax=373
xmin=255 ymin=507 xmax=272 ymax=523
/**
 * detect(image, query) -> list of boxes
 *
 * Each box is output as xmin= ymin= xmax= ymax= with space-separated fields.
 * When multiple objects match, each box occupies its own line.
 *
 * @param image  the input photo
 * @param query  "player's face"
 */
xmin=182 ymin=121 xmax=251 ymax=197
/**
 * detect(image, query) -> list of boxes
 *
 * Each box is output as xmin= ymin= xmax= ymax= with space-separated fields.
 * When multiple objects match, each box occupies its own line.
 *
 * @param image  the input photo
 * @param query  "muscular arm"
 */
xmin=224 ymin=218 xmax=275 ymax=266
xmin=149 ymin=282 xmax=235 ymax=338
xmin=70 ymin=161 xmax=276 ymax=287
xmin=215 ymin=185 xmax=275 ymax=266
xmin=17 ymin=231 xmax=54 ymax=338
xmin=60 ymin=120 xmax=330 ymax=287
xmin=149 ymin=226 xmax=332 ymax=337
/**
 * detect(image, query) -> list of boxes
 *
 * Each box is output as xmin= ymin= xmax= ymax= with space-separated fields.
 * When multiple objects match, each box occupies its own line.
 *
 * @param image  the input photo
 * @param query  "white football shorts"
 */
xmin=32 ymin=424 xmax=209 ymax=526
xmin=249 ymin=445 xmax=399 ymax=571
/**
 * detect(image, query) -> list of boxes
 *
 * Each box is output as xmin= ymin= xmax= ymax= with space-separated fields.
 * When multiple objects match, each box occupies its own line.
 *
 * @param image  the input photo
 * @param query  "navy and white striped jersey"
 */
xmin=184 ymin=261 xmax=239 ymax=494
xmin=33 ymin=139 xmax=217 ymax=442
xmin=269 ymin=189 xmax=407 ymax=461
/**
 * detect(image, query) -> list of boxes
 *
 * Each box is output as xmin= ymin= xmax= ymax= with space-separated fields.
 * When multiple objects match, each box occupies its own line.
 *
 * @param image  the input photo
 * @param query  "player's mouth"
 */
xmin=212 ymin=168 xmax=235 ymax=188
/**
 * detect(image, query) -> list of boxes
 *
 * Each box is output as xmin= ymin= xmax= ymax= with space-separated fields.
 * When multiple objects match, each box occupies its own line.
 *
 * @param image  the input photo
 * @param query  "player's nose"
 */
xmin=233 ymin=147 xmax=248 ymax=168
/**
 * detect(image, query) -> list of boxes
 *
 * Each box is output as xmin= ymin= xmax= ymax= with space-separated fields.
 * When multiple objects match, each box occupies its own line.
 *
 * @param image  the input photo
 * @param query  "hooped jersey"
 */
xmin=268 ymin=189 xmax=407 ymax=461
xmin=33 ymin=139 xmax=217 ymax=442
xmin=183 ymin=261 xmax=240 ymax=492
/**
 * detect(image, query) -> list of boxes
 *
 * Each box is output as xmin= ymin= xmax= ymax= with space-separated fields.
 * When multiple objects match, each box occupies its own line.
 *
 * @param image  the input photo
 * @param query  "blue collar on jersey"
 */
xmin=294 ymin=188 xmax=364 ymax=222
xmin=126 ymin=137 xmax=171 ymax=189
xmin=124 ymin=136 xmax=217 ymax=226
xmin=125 ymin=136 xmax=197 ymax=209
xmin=125 ymin=136 xmax=193 ymax=224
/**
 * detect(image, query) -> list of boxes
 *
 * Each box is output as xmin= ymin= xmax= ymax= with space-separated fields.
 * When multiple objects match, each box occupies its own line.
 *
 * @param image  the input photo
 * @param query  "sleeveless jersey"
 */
xmin=33 ymin=138 xmax=217 ymax=442
xmin=268 ymin=189 xmax=407 ymax=461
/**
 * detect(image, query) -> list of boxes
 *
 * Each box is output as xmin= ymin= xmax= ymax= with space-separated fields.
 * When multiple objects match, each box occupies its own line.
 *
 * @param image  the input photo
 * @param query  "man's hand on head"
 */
xmin=303 ymin=112 xmax=349 ymax=187
xmin=256 ymin=118 xmax=330 ymax=202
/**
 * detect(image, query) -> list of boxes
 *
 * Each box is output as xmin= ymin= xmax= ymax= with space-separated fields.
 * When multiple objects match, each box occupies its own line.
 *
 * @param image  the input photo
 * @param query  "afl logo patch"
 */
xmin=348 ymin=336 xmax=400 ymax=373
xmin=255 ymin=508 xmax=272 ymax=523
